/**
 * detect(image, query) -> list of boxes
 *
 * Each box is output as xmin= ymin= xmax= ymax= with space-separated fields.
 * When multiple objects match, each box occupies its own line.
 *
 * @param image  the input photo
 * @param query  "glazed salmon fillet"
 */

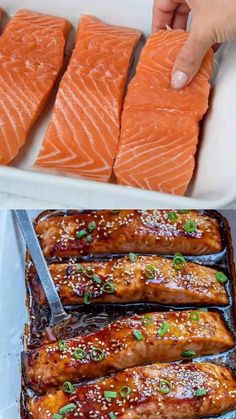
xmin=114 ymin=30 xmax=214 ymax=195
xmin=23 ymin=310 xmax=233 ymax=392
xmin=27 ymin=363 xmax=236 ymax=419
xmin=35 ymin=210 xmax=222 ymax=257
xmin=34 ymin=15 xmax=141 ymax=182
xmin=29 ymin=256 xmax=228 ymax=306
xmin=0 ymin=9 xmax=71 ymax=165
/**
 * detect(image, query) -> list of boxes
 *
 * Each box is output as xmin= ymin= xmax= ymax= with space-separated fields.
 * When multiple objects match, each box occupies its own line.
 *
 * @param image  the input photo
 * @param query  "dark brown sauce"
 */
xmin=21 ymin=210 xmax=236 ymax=419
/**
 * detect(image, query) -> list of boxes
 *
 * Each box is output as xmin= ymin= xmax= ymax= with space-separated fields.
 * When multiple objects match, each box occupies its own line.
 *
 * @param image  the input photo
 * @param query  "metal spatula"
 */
xmin=12 ymin=210 xmax=71 ymax=338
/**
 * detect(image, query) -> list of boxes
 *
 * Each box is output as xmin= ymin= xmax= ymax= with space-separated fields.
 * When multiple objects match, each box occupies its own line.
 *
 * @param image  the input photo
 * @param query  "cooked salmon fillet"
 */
xmin=114 ymin=30 xmax=214 ymax=195
xmin=35 ymin=210 xmax=222 ymax=258
xmin=27 ymin=363 xmax=236 ymax=419
xmin=23 ymin=310 xmax=233 ymax=392
xmin=0 ymin=9 xmax=71 ymax=165
xmin=29 ymin=256 xmax=228 ymax=306
xmin=34 ymin=15 xmax=141 ymax=181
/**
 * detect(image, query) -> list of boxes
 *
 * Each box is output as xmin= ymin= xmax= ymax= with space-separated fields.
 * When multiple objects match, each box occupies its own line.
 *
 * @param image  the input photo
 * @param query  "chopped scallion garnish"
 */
xmin=104 ymin=391 xmax=117 ymax=399
xmin=83 ymin=291 xmax=92 ymax=305
xmin=63 ymin=381 xmax=75 ymax=394
xmin=119 ymin=386 xmax=131 ymax=398
xmin=76 ymin=264 xmax=84 ymax=273
xmin=91 ymin=347 xmax=105 ymax=362
xmin=102 ymin=282 xmax=115 ymax=294
xmin=190 ymin=312 xmax=200 ymax=322
xmin=159 ymin=379 xmax=172 ymax=394
xmin=88 ymin=221 xmax=96 ymax=231
xmin=76 ymin=229 xmax=87 ymax=239
xmin=144 ymin=264 xmax=156 ymax=279
xmin=215 ymin=272 xmax=228 ymax=284
xmin=58 ymin=340 xmax=67 ymax=351
xmin=84 ymin=267 xmax=94 ymax=278
xmin=183 ymin=220 xmax=197 ymax=233
xmin=59 ymin=403 xmax=76 ymax=414
xmin=74 ymin=348 xmax=87 ymax=360
xmin=129 ymin=253 xmax=137 ymax=263
xmin=182 ymin=350 xmax=196 ymax=358
xmin=93 ymin=274 xmax=101 ymax=284
xmin=142 ymin=315 xmax=153 ymax=326
xmin=133 ymin=330 xmax=144 ymax=341
xmin=195 ymin=388 xmax=208 ymax=397
xmin=168 ymin=212 xmax=178 ymax=223
xmin=172 ymin=253 xmax=186 ymax=270
xmin=157 ymin=322 xmax=170 ymax=337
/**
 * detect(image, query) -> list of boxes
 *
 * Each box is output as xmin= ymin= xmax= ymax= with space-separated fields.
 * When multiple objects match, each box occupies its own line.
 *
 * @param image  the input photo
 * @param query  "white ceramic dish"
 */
xmin=0 ymin=0 xmax=236 ymax=208
xmin=0 ymin=209 xmax=235 ymax=418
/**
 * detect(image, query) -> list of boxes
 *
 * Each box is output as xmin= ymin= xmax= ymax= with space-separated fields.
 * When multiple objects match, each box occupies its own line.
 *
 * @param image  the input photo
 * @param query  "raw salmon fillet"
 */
xmin=0 ymin=9 xmax=71 ymax=165
xmin=114 ymin=30 xmax=214 ymax=196
xmin=35 ymin=15 xmax=141 ymax=182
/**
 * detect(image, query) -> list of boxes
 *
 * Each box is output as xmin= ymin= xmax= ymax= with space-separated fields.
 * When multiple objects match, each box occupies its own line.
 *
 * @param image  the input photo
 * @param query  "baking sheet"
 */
xmin=0 ymin=0 xmax=236 ymax=208
xmin=0 ymin=210 xmax=235 ymax=418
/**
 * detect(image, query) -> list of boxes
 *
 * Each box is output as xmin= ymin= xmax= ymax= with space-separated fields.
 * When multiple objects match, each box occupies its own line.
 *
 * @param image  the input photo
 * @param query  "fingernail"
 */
xmin=171 ymin=71 xmax=189 ymax=89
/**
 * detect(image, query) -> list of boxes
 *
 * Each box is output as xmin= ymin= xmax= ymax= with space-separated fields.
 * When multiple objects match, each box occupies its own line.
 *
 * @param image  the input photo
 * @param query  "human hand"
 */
xmin=152 ymin=0 xmax=236 ymax=89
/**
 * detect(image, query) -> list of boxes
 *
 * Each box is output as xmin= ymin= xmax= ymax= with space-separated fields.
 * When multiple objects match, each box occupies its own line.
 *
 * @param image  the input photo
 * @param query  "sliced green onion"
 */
xmin=178 ymin=210 xmax=190 ymax=214
xmin=172 ymin=253 xmax=186 ymax=270
xmin=53 ymin=415 xmax=62 ymax=419
xmin=144 ymin=264 xmax=156 ymax=279
xmin=109 ymin=413 xmax=116 ymax=419
xmin=182 ymin=350 xmax=196 ymax=358
xmin=190 ymin=312 xmax=200 ymax=322
xmin=91 ymin=347 xmax=105 ymax=362
xmin=195 ymin=388 xmax=208 ymax=397
xmin=59 ymin=403 xmax=76 ymax=415
xmin=120 ymin=386 xmax=131 ymax=398
xmin=142 ymin=314 xmax=153 ymax=326
xmin=159 ymin=379 xmax=172 ymax=394
xmin=58 ymin=340 xmax=67 ymax=351
xmin=63 ymin=381 xmax=75 ymax=394
xmin=102 ymin=282 xmax=115 ymax=294
xmin=86 ymin=234 xmax=92 ymax=243
xmin=84 ymin=267 xmax=94 ymax=278
xmin=84 ymin=291 xmax=92 ymax=305
xmin=157 ymin=322 xmax=170 ymax=337
xmin=74 ymin=348 xmax=87 ymax=360
xmin=215 ymin=272 xmax=228 ymax=284
xmin=93 ymin=274 xmax=101 ymax=284
xmin=129 ymin=253 xmax=137 ymax=263
xmin=111 ymin=210 xmax=120 ymax=214
xmin=104 ymin=391 xmax=117 ymax=399
xmin=76 ymin=229 xmax=87 ymax=239
xmin=88 ymin=221 xmax=96 ymax=232
xmin=168 ymin=212 xmax=178 ymax=223
xmin=183 ymin=220 xmax=197 ymax=233
xmin=76 ymin=264 xmax=84 ymax=273
xmin=133 ymin=330 xmax=144 ymax=341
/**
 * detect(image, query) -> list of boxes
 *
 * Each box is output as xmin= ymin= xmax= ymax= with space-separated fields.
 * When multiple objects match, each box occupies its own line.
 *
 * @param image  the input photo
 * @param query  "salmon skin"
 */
xmin=29 ymin=255 xmax=228 ymax=306
xmin=22 ymin=310 xmax=233 ymax=393
xmin=0 ymin=9 xmax=71 ymax=165
xmin=27 ymin=363 xmax=236 ymax=419
xmin=34 ymin=15 xmax=142 ymax=181
xmin=35 ymin=210 xmax=222 ymax=258
xmin=114 ymin=30 xmax=214 ymax=196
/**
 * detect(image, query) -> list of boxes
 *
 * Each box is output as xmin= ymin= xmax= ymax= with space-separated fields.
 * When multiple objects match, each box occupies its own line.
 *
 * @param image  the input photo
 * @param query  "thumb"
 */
xmin=171 ymin=27 xmax=212 ymax=89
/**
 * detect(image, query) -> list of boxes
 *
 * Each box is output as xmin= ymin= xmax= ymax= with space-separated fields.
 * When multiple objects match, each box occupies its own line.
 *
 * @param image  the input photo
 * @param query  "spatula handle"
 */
xmin=12 ymin=210 xmax=68 ymax=325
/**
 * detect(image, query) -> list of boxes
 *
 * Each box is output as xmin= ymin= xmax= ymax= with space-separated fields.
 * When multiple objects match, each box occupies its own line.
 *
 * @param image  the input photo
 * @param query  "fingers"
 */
xmin=152 ymin=0 xmax=179 ymax=32
xmin=172 ymin=2 xmax=190 ymax=30
xmin=171 ymin=27 xmax=212 ymax=89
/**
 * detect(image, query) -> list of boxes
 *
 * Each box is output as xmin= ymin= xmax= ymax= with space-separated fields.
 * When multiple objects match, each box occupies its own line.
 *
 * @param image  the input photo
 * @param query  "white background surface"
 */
xmin=0 ymin=0 xmax=236 ymax=208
